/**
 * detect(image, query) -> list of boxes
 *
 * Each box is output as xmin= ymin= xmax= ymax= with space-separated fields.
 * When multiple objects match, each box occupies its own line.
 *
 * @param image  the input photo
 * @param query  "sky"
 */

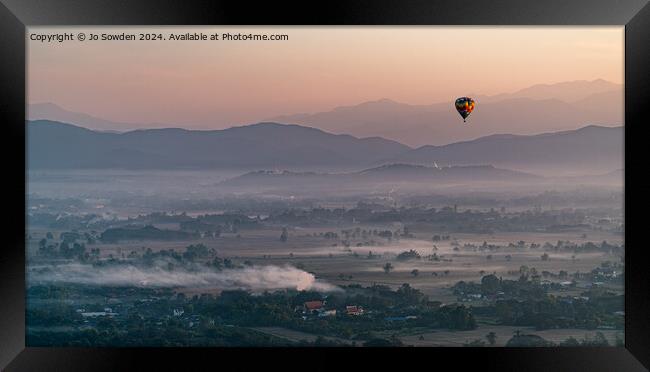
xmin=27 ymin=26 xmax=623 ymax=129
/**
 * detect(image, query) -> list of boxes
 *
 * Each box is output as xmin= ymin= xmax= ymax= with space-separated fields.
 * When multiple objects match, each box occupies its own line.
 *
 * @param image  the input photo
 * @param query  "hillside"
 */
xmin=220 ymin=164 xmax=541 ymax=190
xmin=385 ymin=125 xmax=623 ymax=175
xmin=27 ymin=120 xmax=411 ymax=169
xmin=268 ymin=80 xmax=623 ymax=146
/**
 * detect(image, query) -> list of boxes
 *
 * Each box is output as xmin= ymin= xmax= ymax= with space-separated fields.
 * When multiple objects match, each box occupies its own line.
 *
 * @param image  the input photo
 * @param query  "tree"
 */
xmin=383 ymin=262 xmax=394 ymax=274
xmin=486 ymin=331 xmax=497 ymax=346
xmin=411 ymin=269 xmax=419 ymax=277
xmin=396 ymin=249 xmax=420 ymax=261
xmin=481 ymin=274 xmax=500 ymax=295
xmin=280 ymin=227 xmax=288 ymax=242
xmin=582 ymin=332 xmax=610 ymax=346
xmin=541 ymin=253 xmax=549 ymax=261
xmin=183 ymin=244 xmax=209 ymax=261
xmin=506 ymin=334 xmax=553 ymax=347
xmin=560 ymin=337 xmax=580 ymax=347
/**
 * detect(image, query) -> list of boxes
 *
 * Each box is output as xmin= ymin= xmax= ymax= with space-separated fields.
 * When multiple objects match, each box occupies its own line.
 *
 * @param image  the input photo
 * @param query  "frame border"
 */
xmin=1 ymin=0 xmax=648 ymax=370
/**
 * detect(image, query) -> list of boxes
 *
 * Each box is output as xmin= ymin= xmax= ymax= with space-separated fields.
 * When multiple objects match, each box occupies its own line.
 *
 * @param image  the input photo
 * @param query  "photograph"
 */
xmin=24 ymin=26 xmax=625 ymax=348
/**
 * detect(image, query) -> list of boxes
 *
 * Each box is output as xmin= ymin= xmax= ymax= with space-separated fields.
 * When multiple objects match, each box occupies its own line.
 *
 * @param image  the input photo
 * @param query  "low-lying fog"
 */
xmin=27 ymin=262 xmax=341 ymax=293
xmin=27 ymin=169 xmax=623 ymax=217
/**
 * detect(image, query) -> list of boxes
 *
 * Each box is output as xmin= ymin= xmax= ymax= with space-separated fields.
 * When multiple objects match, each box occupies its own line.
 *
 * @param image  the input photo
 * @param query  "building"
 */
xmin=303 ymin=300 xmax=325 ymax=315
xmin=346 ymin=305 xmax=364 ymax=316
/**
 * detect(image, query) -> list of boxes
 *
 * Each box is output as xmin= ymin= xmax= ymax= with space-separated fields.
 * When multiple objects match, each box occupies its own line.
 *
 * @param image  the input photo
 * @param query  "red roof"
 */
xmin=346 ymin=305 xmax=363 ymax=313
xmin=304 ymin=301 xmax=324 ymax=310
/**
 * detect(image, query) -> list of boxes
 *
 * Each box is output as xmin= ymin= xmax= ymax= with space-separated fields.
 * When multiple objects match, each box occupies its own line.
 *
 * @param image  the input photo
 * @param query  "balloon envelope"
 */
xmin=455 ymin=97 xmax=475 ymax=122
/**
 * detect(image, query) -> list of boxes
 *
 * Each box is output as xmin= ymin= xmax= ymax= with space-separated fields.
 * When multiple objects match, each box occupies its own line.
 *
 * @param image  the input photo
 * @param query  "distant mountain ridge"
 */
xmin=27 ymin=120 xmax=411 ymax=170
xmin=471 ymin=79 xmax=621 ymax=103
xmin=31 ymin=80 xmax=622 ymax=147
xmin=29 ymin=103 xmax=143 ymax=132
xmin=386 ymin=125 xmax=623 ymax=175
xmin=269 ymin=79 xmax=623 ymax=147
xmin=27 ymin=120 xmax=622 ymax=176
xmin=220 ymin=163 xmax=540 ymax=190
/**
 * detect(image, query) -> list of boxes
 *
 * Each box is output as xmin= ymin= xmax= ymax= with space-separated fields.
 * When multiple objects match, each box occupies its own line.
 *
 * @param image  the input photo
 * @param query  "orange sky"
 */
xmin=27 ymin=26 xmax=623 ymax=129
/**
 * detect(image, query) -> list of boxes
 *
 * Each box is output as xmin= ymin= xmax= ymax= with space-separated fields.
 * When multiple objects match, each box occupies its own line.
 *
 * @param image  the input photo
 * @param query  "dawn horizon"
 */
xmin=28 ymin=26 xmax=623 ymax=133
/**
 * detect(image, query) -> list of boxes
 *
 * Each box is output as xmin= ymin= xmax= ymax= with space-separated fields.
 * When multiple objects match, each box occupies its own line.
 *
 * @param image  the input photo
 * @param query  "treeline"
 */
xmin=100 ymin=225 xmax=196 ymax=243
xmin=27 ymin=283 xmax=477 ymax=346
xmin=265 ymin=205 xmax=590 ymax=233
xmin=454 ymin=274 xmax=624 ymax=331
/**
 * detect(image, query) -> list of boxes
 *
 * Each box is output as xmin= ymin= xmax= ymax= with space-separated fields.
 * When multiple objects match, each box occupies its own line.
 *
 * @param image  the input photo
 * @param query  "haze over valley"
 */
xmin=26 ymin=26 xmax=624 ymax=348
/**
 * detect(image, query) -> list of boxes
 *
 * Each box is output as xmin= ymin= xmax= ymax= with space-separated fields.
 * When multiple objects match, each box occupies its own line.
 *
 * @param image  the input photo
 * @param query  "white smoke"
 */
xmin=28 ymin=263 xmax=340 ymax=293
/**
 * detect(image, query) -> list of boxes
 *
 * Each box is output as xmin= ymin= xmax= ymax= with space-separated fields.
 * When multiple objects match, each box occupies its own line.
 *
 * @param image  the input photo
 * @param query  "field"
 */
xmin=25 ymin=170 xmax=625 ymax=347
xmin=27 ymin=226 xmax=623 ymax=294
xmin=27 ymin=221 xmax=624 ymax=346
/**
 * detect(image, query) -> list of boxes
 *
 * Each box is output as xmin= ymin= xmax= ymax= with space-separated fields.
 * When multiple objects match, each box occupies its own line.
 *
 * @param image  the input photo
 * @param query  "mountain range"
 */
xmin=27 ymin=120 xmax=408 ymax=170
xmin=27 ymin=120 xmax=622 ymax=176
xmin=269 ymin=79 xmax=623 ymax=147
xmin=220 ymin=164 xmax=541 ymax=192
xmin=385 ymin=125 xmax=623 ymax=175
xmin=29 ymin=80 xmax=622 ymax=148
xmin=28 ymin=103 xmax=153 ymax=133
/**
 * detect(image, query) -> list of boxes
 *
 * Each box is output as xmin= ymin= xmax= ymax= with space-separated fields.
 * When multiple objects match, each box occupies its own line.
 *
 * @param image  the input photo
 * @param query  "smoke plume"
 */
xmin=28 ymin=263 xmax=340 ymax=292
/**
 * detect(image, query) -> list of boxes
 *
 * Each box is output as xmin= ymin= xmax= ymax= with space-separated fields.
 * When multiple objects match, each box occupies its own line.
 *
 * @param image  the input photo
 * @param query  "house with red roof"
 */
xmin=346 ymin=305 xmax=364 ymax=316
xmin=303 ymin=300 xmax=325 ymax=315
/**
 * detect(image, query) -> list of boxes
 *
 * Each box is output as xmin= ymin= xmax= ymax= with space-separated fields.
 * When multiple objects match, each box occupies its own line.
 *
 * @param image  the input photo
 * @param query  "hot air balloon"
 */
xmin=455 ymin=97 xmax=475 ymax=122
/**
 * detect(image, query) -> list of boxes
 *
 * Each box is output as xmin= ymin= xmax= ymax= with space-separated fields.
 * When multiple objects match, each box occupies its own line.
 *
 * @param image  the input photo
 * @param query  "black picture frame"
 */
xmin=1 ymin=0 xmax=648 ymax=370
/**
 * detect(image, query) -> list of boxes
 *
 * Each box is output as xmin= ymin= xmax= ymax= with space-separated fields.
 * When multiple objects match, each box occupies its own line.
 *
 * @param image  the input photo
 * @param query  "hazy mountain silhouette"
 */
xmin=27 ymin=120 xmax=411 ymax=170
xmin=471 ymin=79 xmax=621 ymax=103
xmin=221 ymin=164 xmax=540 ymax=190
xmin=544 ymin=168 xmax=623 ymax=186
xmin=27 ymin=103 xmax=176 ymax=133
xmin=27 ymin=120 xmax=622 ymax=176
xmin=385 ymin=125 xmax=623 ymax=176
xmin=268 ymin=80 xmax=623 ymax=147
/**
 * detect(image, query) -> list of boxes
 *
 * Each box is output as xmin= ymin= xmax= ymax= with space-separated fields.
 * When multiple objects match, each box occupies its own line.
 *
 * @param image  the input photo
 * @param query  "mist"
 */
xmin=27 ymin=263 xmax=341 ymax=293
